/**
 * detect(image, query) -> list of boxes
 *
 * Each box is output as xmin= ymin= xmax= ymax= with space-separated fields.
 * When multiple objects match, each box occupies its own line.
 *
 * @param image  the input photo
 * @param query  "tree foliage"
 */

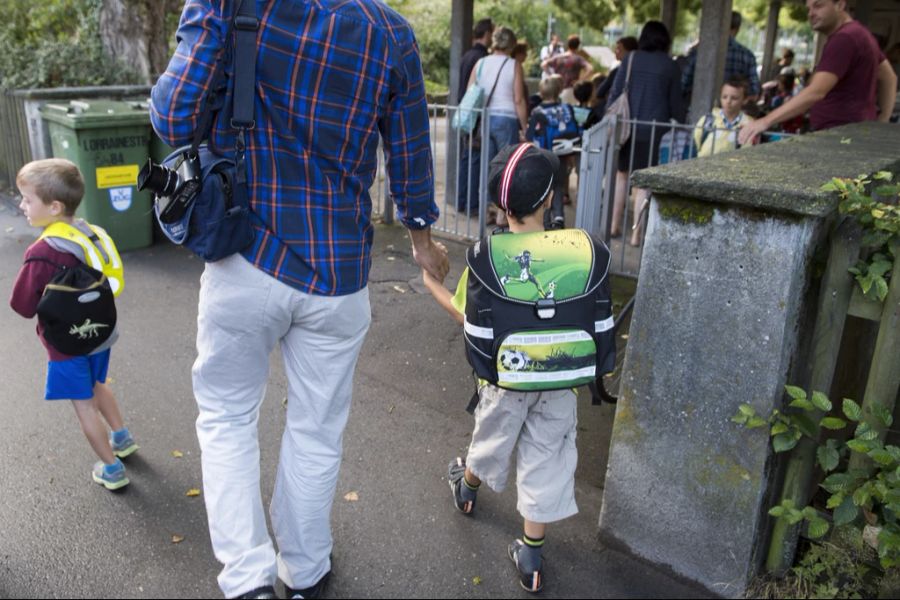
xmin=0 ymin=0 xmax=141 ymax=88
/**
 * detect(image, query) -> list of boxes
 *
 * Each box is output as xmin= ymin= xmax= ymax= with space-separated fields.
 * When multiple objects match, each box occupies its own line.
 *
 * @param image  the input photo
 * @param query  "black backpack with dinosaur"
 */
xmin=25 ymin=257 xmax=117 ymax=356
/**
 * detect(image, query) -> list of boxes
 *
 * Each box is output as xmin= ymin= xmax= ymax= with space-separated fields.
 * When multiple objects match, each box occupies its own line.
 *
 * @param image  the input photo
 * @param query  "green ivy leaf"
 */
xmin=869 ymin=448 xmax=896 ymax=466
xmin=853 ymin=485 xmax=872 ymax=507
xmin=769 ymin=505 xmax=786 ymax=517
xmin=746 ymin=416 xmax=768 ymax=429
xmin=789 ymin=398 xmax=815 ymax=411
xmin=771 ymin=421 xmax=789 ymax=436
xmin=731 ymin=413 xmax=748 ymax=425
xmin=807 ymin=516 xmax=830 ymax=539
xmin=785 ymin=386 xmax=807 ymax=401
xmin=773 ymin=432 xmax=799 ymax=453
xmin=811 ymin=391 xmax=832 ymax=412
xmin=884 ymin=404 xmax=894 ymax=427
xmin=826 ymin=493 xmax=845 ymax=510
xmin=873 ymin=171 xmax=894 ymax=181
xmin=818 ymin=444 xmax=840 ymax=472
xmin=843 ymin=398 xmax=862 ymax=422
xmin=820 ymin=181 xmax=839 ymax=192
xmin=847 ymin=438 xmax=875 ymax=453
xmin=822 ymin=473 xmax=854 ymax=494
xmin=834 ymin=495 xmax=859 ymax=526
xmin=738 ymin=403 xmax=756 ymax=417
xmin=856 ymin=422 xmax=880 ymax=441
xmin=874 ymin=278 xmax=890 ymax=302
xmin=820 ymin=417 xmax=847 ymax=430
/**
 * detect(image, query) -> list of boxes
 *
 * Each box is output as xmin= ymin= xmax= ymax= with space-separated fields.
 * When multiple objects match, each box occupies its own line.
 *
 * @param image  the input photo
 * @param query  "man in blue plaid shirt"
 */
xmin=150 ymin=1 xmax=448 ymax=598
xmin=682 ymin=11 xmax=761 ymax=100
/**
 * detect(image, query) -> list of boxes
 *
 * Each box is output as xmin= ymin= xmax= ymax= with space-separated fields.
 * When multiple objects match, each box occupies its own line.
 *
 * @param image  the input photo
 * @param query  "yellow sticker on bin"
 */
xmin=96 ymin=165 xmax=139 ymax=189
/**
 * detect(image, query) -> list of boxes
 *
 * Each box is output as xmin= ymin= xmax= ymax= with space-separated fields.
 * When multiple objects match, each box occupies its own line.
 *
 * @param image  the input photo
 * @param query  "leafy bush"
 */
xmin=0 ymin=0 xmax=140 ymax=89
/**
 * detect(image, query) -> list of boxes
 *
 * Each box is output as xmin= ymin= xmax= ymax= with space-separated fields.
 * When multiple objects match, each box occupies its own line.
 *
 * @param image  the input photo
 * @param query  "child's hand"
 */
xmin=423 ymin=268 xmax=445 ymax=287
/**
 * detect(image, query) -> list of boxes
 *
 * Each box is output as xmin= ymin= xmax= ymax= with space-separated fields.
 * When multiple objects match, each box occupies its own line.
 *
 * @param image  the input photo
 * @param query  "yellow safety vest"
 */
xmin=39 ymin=221 xmax=124 ymax=297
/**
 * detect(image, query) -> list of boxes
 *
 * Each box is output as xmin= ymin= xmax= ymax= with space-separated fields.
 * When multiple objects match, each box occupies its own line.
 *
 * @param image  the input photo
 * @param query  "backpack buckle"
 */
xmin=535 ymin=298 xmax=556 ymax=320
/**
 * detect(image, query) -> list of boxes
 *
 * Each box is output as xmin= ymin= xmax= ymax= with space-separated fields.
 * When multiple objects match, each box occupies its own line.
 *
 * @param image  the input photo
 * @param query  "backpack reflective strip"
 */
xmin=464 ymin=319 xmax=494 ymax=340
xmin=498 ymin=366 xmax=596 ymax=383
xmin=504 ymin=330 xmax=592 ymax=345
xmin=595 ymin=316 xmax=614 ymax=332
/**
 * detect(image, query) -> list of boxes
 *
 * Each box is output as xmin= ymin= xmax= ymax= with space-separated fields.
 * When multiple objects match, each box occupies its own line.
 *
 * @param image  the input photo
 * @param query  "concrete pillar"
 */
xmin=688 ymin=0 xmax=734 ymax=125
xmin=599 ymin=122 xmax=900 ymax=597
xmin=761 ymin=0 xmax=782 ymax=84
xmin=445 ymin=0 xmax=473 ymax=211
xmin=661 ymin=0 xmax=678 ymax=39
xmin=448 ymin=0 xmax=474 ymax=107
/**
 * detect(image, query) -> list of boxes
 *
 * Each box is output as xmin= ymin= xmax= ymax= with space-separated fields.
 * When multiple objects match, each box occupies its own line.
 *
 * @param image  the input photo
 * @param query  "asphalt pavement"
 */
xmin=0 ymin=197 xmax=710 ymax=599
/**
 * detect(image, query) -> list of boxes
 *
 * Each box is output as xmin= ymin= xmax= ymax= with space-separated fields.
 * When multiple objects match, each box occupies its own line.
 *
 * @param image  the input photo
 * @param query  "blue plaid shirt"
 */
xmin=150 ymin=0 xmax=436 ymax=296
xmin=682 ymin=37 xmax=761 ymax=97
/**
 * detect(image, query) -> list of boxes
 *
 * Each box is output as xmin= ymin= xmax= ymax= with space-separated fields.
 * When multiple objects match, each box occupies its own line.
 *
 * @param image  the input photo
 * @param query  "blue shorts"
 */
xmin=45 ymin=350 xmax=111 ymax=401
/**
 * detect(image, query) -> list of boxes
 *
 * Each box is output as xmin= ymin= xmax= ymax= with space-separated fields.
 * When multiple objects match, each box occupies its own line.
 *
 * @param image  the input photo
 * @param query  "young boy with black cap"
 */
xmin=422 ymin=143 xmax=613 ymax=593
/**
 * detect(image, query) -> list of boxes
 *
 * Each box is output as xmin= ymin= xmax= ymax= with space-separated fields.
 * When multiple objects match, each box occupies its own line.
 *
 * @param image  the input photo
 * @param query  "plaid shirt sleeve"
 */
xmin=379 ymin=26 xmax=437 ymax=231
xmin=149 ymin=1 xmax=227 ymax=147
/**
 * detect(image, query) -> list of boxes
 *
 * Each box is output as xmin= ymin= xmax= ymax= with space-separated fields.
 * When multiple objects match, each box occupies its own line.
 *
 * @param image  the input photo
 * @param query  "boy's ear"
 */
xmin=49 ymin=200 xmax=65 ymax=216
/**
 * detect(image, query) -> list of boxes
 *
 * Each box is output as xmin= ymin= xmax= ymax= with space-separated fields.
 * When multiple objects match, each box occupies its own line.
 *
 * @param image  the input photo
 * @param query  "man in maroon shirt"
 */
xmin=739 ymin=0 xmax=896 ymax=144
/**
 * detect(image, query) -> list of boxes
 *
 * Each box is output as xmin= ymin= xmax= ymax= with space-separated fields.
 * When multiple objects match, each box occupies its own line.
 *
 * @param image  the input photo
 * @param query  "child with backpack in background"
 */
xmin=526 ymin=75 xmax=581 ymax=229
xmin=694 ymin=77 xmax=756 ymax=157
xmin=421 ymin=143 xmax=614 ymax=593
xmin=9 ymin=159 xmax=138 ymax=491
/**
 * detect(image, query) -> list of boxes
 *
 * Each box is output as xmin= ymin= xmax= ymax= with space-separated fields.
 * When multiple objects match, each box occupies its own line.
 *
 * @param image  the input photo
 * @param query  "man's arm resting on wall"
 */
xmin=738 ymin=71 xmax=838 ymax=145
xmin=876 ymin=59 xmax=898 ymax=122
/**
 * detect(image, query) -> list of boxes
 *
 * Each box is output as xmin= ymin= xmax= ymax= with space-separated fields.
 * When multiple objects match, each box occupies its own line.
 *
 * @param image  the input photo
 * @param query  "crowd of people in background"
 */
xmin=456 ymin=0 xmax=898 ymax=235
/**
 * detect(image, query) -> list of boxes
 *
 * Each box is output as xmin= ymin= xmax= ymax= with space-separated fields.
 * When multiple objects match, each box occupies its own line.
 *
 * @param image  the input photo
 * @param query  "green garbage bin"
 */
xmin=41 ymin=99 xmax=153 ymax=252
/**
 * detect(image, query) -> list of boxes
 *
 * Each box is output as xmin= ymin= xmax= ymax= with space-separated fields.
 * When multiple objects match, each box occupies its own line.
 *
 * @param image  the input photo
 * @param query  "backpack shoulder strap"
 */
xmin=466 ymin=235 xmax=505 ymax=298
xmin=23 ymin=256 xmax=66 ymax=271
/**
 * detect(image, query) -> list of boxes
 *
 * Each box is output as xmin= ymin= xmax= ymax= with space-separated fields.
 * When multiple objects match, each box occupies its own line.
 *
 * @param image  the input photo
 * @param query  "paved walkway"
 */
xmin=0 ymin=197 xmax=709 ymax=599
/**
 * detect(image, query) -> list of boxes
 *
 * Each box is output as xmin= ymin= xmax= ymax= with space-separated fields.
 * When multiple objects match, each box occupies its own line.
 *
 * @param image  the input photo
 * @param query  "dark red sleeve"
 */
xmin=816 ymin=33 xmax=854 ymax=80
xmin=9 ymin=241 xmax=77 ymax=319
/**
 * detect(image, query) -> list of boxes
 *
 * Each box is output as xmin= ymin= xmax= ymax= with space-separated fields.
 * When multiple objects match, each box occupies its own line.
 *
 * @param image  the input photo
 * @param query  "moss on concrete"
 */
xmin=658 ymin=198 xmax=714 ymax=225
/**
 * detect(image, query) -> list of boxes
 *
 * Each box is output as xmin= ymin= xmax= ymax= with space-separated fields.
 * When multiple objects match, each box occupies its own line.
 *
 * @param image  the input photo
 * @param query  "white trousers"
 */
xmin=193 ymin=254 xmax=371 ymax=598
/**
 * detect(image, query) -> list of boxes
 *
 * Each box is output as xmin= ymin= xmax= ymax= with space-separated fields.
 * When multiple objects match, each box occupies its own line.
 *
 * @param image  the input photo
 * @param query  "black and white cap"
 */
xmin=488 ymin=143 xmax=559 ymax=218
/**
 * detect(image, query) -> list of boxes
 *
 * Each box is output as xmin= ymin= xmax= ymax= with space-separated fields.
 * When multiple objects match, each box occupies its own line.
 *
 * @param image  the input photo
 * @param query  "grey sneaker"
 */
xmin=447 ymin=457 xmax=476 ymax=515
xmin=110 ymin=431 xmax=139 ymax=459
xmin=92 ymin=459 xmax=129 ymax=491
xmin=508 ymin=538 xmax=544 ymax=593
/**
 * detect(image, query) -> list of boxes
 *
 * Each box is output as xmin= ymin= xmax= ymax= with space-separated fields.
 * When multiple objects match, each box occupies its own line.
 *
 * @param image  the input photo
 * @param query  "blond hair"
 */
xmin=492 ymin=27 xmax=517 ymax=52
xmin=16 ymin=159 xmax=84 ymax=216
xmin=539 ymin=75 xmax=563 ymax=101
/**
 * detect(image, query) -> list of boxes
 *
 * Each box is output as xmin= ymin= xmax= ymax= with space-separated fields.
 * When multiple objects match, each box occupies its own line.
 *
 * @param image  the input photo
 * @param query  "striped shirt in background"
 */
xmin=150 ymin=0 xmax=437 ymax=296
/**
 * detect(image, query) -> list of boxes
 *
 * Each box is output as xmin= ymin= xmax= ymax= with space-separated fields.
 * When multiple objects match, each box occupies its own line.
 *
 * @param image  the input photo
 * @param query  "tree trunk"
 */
xmin=100 ymin=0 xmax=182 ymax=84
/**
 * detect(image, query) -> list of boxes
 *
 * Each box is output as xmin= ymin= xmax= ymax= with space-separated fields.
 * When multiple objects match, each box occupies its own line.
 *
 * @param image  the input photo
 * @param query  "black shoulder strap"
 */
xmin=190 ymin=0 xmax=258 ymax=153
xmin=466 ymin=236 xmax=505 ymax=298
xmin=231 ymin=0 xmax=258 ymax=130
xmin=24 ymin=256 xmax=66 ymax=271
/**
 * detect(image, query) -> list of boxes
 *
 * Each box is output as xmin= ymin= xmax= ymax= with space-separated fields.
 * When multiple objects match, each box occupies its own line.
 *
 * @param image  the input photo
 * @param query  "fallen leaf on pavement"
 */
xmin=473 ymin=576 xmax=482 ymax=585
xmin=344 ymin=491 xmax=359 ymax=502
xmin=186 ymin=488 xmax=201 ymax=497
xmin=172 ymin=450 xmax=184 ymax=458
xmin=172 ymin=535 xmax=185 ymax=544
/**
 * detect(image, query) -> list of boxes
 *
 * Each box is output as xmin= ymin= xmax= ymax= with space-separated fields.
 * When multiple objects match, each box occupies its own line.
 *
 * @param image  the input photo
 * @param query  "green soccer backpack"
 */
xmin=464 ymin=228 xmax=615 ymax=391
